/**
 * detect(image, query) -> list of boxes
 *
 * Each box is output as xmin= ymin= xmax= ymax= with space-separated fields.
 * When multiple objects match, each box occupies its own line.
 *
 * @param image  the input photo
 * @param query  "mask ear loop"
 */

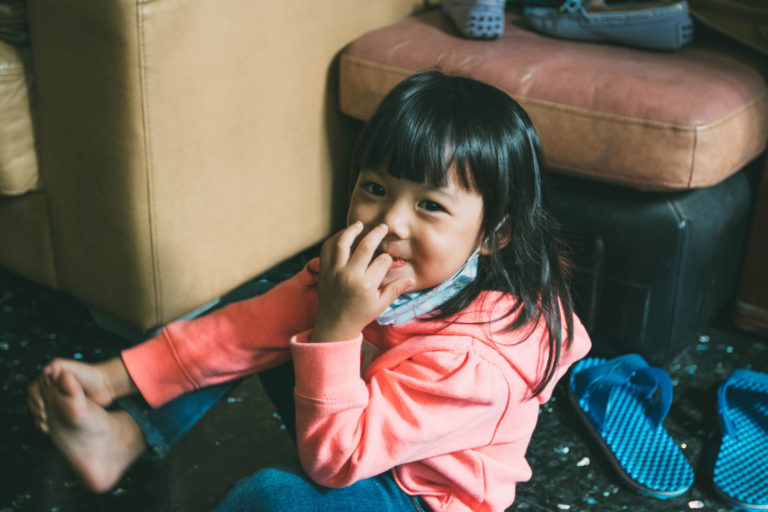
xmin=482 ymin=215 xmax=510 ymax=252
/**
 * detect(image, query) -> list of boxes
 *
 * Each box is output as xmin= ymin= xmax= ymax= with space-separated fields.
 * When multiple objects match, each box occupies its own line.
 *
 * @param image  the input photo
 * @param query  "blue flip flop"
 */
xmin=566 ymin=354 xmax=694 ymax=499
xmin=712 ymin=369 xmax=768 ymax=511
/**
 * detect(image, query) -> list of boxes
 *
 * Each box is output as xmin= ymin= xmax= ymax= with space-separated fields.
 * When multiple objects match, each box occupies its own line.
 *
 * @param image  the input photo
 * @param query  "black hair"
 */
xmin=350 ymin=70 xmax=574 ymax=396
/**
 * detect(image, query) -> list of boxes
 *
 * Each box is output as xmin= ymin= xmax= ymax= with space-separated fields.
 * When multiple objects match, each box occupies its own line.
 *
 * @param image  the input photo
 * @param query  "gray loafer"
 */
xmin=442 ymin=0 xmax=507 ymax=39
xmin=524 ymin=0 xmax=694 ymax=50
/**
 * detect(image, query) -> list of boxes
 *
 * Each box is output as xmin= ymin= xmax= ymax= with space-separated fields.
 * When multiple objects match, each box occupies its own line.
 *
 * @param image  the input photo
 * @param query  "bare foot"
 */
xmin=30 ymin=357 xmax=138 ymax=434
xmin=29 ymin=359 xmax=111 ymax=434
xmin=43 ymin=358 xmax=120 ymax=407
xmin=40 ymin=370 xmax=147 ymax=493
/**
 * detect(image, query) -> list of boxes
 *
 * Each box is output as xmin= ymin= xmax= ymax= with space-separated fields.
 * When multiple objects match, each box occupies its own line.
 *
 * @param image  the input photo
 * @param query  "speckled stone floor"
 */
xmin=1 ymin=248 xmax=766 ymax=512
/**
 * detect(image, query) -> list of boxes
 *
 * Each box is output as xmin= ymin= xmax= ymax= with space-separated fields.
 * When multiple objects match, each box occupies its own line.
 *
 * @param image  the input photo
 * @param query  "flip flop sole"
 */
xmin=713 ymin=370 xmax=768 ymax=511
xmin=567 ymin=357 xmax=694 ymax=499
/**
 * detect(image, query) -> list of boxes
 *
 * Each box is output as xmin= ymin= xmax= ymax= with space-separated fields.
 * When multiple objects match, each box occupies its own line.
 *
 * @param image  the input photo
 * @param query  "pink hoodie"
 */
xmin=122 ymin=259 xmax=591 ymax=512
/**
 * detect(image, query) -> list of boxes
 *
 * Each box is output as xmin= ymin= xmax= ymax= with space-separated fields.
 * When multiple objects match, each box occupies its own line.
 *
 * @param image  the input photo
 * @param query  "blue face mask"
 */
xmin=376 ymin=250 xmax=480 ymax=326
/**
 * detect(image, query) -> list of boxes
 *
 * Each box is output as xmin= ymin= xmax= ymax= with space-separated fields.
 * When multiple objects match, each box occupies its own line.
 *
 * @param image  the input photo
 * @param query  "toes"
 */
xmin=28 ymin=379 xmax=40 ymax=397
xmin=44 ymin=359 xmax=64 ymax=380
xmin=33 ymin=415 xmax=50 ymax=434
xmin=39 ymin=373 xmax=55 ymax=401
xmin=28 ymin=392 xmax=47 ymax=422
xmin=28 ymin=381 xmax=43 ymax=409
xmin=58 ymin=371 xmax=84 ymax=398
xmin=28 ymin=385 xmax=49 ymax=433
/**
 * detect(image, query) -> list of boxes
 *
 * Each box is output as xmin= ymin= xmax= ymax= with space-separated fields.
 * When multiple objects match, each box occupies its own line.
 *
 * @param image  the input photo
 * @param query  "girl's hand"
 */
xmin=311 ymin=222 xmax=414 ymax=343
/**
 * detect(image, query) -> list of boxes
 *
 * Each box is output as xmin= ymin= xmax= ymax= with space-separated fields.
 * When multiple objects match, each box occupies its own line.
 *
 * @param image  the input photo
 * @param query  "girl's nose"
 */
xmin=380 ymin=201 xmax=409 ymax=239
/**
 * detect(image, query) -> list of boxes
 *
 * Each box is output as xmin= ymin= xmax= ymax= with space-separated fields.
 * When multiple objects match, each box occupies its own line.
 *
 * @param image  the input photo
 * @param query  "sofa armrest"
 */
xmin=27 ymin=0 xmax=423 ymax=330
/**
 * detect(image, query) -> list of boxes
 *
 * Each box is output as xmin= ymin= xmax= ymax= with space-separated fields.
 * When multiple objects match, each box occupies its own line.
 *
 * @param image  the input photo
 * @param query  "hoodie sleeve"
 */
xmin=122 ymin=260 xmax=320 ymax=407
xmin=289 ymin=332 xmax=510 ymax=488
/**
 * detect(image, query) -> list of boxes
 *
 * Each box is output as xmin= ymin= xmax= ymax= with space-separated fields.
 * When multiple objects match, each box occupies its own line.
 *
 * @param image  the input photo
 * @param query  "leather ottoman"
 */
xmin=548 ymin=167 xmax=753 ymax=364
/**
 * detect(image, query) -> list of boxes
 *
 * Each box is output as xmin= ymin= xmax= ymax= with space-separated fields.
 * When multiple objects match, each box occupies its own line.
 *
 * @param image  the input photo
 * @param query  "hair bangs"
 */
xmin=353 ymin=76 xmax=476 ymax=192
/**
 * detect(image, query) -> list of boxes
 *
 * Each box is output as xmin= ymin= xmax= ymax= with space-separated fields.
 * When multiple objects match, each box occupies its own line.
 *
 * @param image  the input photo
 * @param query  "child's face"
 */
xmin=347 ymin=167 xmax=485 ymax=292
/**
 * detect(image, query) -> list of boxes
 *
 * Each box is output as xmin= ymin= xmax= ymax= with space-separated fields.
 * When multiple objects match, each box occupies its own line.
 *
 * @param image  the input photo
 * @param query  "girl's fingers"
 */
xmin=348 ymin=223 xmax=388 ymax=270
xmin=323 ymin=222 xmax=364 ymax=268
xmin=336 ymin=222 xmax=365 ymax=261
xmin=365 ymin=252 xmax=393 ymax=285
xmin=380 ymin=276 xmax=415 ymax=305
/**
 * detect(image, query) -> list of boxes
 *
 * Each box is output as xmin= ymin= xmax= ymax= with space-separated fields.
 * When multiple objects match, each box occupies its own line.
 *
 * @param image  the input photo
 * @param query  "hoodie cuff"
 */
xmin=121 ymin=330 xmax=196 ymax=408
xmin=290 ymin=330 xmax=365 ymax=402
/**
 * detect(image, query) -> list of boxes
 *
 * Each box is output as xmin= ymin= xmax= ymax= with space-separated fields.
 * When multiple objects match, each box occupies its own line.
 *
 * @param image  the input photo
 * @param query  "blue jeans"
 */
xmin=118 ymin=379 xmax=240 ymax=459
xmin=117 ymin=364 xmax=430 ymax=511
xmin=211 ymin=463 xmax=431 ymax=512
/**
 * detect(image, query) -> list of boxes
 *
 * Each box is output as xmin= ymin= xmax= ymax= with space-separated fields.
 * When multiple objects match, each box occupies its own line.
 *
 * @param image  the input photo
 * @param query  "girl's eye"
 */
xmin=362 ymin=182 xmax=385 ymax=196
xmin=418 ymin=200 xmax=446 ymax=212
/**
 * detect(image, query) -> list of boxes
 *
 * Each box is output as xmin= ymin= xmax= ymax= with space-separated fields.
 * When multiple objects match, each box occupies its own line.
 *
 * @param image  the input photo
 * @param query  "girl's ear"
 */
xmin=479 ymin=219 xmax=511 ymax=255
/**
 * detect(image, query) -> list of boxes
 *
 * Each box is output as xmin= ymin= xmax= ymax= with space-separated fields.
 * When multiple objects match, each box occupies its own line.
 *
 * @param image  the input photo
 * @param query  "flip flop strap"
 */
xmin=573 ymin=354 xmax=648 ymax=399
xmin=718 ymin=369 xmax=768 ymax=438
xmin=627 ymin=367 xmax=673 ymax=428
xmin=575 ymin=355 xmax=673 ymax=430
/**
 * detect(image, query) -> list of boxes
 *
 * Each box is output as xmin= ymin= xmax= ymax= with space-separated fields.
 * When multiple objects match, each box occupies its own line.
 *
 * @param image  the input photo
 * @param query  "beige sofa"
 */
xmin=0 ymin=0 xmax=425 ymax=335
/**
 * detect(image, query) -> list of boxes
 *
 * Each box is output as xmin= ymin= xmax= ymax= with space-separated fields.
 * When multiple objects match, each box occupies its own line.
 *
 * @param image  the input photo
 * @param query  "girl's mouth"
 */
xmin=376 ymin=250 xmax=408 ymax=268
xmin=388 ymin=256 xmax=407 ymax=269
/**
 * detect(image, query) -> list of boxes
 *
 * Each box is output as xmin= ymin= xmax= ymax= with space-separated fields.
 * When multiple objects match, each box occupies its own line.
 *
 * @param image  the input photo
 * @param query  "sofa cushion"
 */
xmin=0 ymin=39 xmax=37 ymax=196
xmin=339 ymin=9 xmax=768 ymax=191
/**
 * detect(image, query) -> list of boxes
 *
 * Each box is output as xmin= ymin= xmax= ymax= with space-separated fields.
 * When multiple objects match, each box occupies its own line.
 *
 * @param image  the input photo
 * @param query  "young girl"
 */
xmin=29 ymin=70 xmax=591 ymax=512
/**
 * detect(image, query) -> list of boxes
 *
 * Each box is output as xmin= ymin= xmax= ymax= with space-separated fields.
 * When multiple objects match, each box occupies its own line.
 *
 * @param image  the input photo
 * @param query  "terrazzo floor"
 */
xmin=1 ymin=247 xmax=766 ymax=512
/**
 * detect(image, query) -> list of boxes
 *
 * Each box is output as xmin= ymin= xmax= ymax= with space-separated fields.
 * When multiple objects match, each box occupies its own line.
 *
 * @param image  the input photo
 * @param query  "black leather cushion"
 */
xmin=548 ymin=168 xmax=753 ymax=363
